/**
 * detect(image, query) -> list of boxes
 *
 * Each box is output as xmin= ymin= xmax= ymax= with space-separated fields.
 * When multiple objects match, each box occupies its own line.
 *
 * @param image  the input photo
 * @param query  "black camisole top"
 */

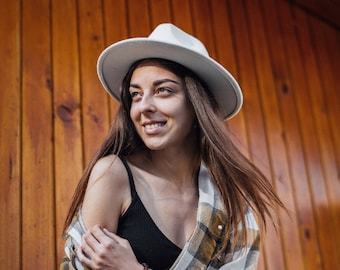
xmin=117 ymin=157 xmax=182 ymax=270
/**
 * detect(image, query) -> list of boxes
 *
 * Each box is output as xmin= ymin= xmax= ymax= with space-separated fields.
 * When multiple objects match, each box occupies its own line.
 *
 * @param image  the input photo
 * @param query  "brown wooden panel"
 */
xmin=309 ymin=17 xmax=340 ymax=256
xmin=281 ymin=14 xmax=330 ymax=270
xmin=78 ymin=0 xmax=110 ymax=163
xmin=103 ymin=0 xmax=129 ymax=45
xmin=288 ymin=0 xmax=340 ymax=29
xmin=227 ymin=1 xmax=286 ymax=269
xmin=281 ymin=3 xmax=339 ymax=269
xmin=209 ymin=0 xmax=238 ymax=82
xmin=316 ymin=26 xmax=340 ymax=252
xmin=52 ymin=0 xmax=83 ymax=264
xmin=170 ymin=0 xmax=194 ymax=33
xmin=103 ymin=0 xmax=128 ymax=117
xmin=149 ymin=0 xmax=172 ymax=27
xmin=21 ymin=0 xmax=55 ymax=268
xmin=1 ymin=0 xmax=340 ymax=269
xmin=293 ymin=8 xmax=340 ymax=268
xmin=264 ymin=1 xmax=322 ymax=269
xmin=0 ymin=0 xmax=21 ymax=269
xmin=127 ymin=0 xmax=151 ymax=36
xmin=190 ymin=0 xmax=216 ymax=58
xmin=245 ymin=0 xmax=305 ymax=269
xmin=211 ymin=0 xmax=264 ymax=268
xmin=210 ymin=0 xmax=249 ymax=158
xmin=316 ymin=24 xmax=340 ymax=190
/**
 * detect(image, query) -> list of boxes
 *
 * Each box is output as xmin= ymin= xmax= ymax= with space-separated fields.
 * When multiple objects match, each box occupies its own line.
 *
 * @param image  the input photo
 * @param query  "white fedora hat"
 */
xmin=97 ymin=23 xmax=243 ymax=120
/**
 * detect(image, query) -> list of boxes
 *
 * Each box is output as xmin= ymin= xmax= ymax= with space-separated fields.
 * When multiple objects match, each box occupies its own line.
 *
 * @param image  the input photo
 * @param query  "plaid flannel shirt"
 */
xmin=60 ymin=164 xmax=260 ymax=270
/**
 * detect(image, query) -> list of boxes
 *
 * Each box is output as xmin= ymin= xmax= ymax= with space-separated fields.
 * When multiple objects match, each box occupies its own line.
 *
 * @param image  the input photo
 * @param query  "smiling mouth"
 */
xmin=144 ymin=122 xmax=166 ymax=130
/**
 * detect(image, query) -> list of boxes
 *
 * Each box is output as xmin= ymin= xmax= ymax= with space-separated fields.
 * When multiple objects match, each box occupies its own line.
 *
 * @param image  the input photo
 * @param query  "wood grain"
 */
xmin=0 ymin=0 xmax=339 ymax=269
xmin=52 ymin=0 xmax=83 ymax=263
xmin=21 ymin=0 xmax=55 ymax=268
xmin=0 ymin=0 xmax=21 ymax=268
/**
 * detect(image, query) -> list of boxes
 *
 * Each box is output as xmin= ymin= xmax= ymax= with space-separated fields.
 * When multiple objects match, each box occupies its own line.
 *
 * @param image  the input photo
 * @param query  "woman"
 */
xmin=60 ymin=23 xmax=284 ymax=270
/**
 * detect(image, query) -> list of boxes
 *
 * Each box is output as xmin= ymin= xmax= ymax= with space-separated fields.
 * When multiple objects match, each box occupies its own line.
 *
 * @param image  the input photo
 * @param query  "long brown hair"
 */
xmin=63 ymin=58 xmax=284 ymax=255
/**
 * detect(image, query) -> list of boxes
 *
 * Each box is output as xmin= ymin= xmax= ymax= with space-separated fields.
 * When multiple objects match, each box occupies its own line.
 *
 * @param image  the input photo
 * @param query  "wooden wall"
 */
xmin=0 ymin=0 xmax=339 ymax=269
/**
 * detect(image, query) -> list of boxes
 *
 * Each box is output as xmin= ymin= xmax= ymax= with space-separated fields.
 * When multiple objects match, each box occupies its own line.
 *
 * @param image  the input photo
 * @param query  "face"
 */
xmin=129 ymin=61 xmax=196 ymax=152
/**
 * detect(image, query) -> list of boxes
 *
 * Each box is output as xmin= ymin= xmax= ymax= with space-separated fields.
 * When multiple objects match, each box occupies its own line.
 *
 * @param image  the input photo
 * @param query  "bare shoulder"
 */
xmin=82 ymin=155 xmax=131 ymax=232
xmin=89 ymin=154 xmax=129 ymax=185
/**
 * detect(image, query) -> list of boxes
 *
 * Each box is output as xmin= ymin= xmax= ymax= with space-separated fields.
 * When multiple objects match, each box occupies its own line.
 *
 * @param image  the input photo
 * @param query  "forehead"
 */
xmin=131 ymin=60 xmax=182 ymax=81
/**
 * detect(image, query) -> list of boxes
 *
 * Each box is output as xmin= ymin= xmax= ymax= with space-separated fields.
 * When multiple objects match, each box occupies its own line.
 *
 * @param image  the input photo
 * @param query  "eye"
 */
xmin=155 ymin=87 xmax=172 ymax=95
xmin=130 ymin=90 xmax=142 ymax=101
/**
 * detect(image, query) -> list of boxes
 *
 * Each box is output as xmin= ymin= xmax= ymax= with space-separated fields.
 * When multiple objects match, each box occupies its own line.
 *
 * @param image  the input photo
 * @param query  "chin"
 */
xmin=143 ymin=141 xmax=166 ymax=151
xmin=145 ymin=145 xmax=164 ymax=151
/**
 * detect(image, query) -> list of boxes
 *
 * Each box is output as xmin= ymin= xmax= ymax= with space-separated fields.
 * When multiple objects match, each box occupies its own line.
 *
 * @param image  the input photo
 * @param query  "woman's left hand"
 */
xmin=77 ymin=225 xmax=142 ymax=270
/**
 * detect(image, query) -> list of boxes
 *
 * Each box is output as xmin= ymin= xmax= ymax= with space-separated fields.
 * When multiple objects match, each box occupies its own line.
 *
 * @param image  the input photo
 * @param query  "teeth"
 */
xmin=145 ymin=123 xmax=163 ymax=129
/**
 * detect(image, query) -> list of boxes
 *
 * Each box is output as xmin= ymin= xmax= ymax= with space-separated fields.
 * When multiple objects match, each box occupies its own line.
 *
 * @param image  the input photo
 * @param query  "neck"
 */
xmin=151 ymin=150 xmax=199 ymax=180
xmin=130 ymin=145 xmax=200 ymax=190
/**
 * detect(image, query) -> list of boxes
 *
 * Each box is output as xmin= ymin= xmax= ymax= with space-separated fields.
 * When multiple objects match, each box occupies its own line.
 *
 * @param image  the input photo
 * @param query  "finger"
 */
xmin=82 ymin=229 xmax=102 ymax=255
xmin=103 ymin=227 xmax=115 ymax=238
xmin=103 ymin=228 xmax=130 ymax=248
xmin=90 ymin=225 xmax=118 ymax=247
xmin=103 ymin=228 xmax=123 ymax=242
xmin=81 ymin=237 xmax=97 ymax=260
xmin=77 ymin=246 xmax=92 ymax=266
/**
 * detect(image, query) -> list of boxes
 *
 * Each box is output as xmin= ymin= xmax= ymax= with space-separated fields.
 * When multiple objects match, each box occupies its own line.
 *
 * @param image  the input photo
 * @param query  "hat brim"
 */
xmin=97 ymin=38 xmax=243 ymax=120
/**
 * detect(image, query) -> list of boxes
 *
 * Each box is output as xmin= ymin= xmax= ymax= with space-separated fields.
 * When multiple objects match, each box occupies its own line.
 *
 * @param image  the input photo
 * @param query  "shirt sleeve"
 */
xmin=59 ymin=234 xmax=90 ymax=270
xmin=60 ymin=209 xmax=90 ymax=270
xmin=218 ymin=210 xmax=261 ymax=270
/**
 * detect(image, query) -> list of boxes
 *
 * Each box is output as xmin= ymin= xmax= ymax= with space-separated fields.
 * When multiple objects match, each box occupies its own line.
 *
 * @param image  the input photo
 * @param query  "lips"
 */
xmin=144 ymin=122 xmax=165 ymax=129
xmin=142 ymin=121 xmax=166 ymax=133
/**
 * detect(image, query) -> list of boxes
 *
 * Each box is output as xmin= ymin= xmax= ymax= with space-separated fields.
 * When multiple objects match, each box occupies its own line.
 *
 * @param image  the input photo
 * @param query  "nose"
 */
xmin=139 ymin=94 xmax=156 ymax=113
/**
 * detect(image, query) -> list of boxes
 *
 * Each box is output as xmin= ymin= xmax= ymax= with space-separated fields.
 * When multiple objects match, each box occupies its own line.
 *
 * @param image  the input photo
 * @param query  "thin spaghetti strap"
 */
xmin=119 ymin=156 xmax=137 ymax=199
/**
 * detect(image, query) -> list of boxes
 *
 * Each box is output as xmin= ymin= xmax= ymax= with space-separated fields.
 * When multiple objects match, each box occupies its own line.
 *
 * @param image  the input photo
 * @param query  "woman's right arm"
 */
xmin=61 ymin=155 xmax=133 ymax=269
xmin=81 ymin=155 xmax=131 ymax=233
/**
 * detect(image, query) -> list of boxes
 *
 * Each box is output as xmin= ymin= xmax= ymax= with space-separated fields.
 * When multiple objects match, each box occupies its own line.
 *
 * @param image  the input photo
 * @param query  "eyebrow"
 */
xmin=130 ymin=78 xmax=180 ymax=88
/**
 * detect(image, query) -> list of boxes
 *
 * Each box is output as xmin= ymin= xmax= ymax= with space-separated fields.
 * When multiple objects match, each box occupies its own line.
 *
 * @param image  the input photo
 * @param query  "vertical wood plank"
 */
xmin=245 ymin=0 xmax=304 ymax=269
xmin=293 ymin=7 xmax=340 ymax=268
xmin=103 ymin=0 xmax=128 ymax=45
xmin=52 ymin=0 xmax=83 ymax=264
xmin=190 ymin=0 xmax=216 ymax=58
xmin=317 ymin=25 xmax=340 ymax=169
xmin=278 ymin=1 xmax=339 ymax=268
xmin=227 ymin=1 xmax=285 ymax=269
xmin=263 ymin=0 xmax=322 ymax=269
xmin=209 ymin=0 xmax=249 ymax=159
xmin=211 ymin=3 xmax=264 ymax=269
xmin=77 ymin=0 xmax=110 ymax=163
xmin=0 ymin=0 xmax=21 ymax=269
xmin=103 ymin=0 xmax=128 ymax=117
xmin=127 ymin=0 xmax=151 ymax=36
xmin=308 ymin=17 xmax=340 ymax=257
xmin=170 ymin=0 xmax=194 ymax=33
xmin=21 ymin=0 xmax=55 ymax=268
xmin=149 ymin=0 xmax=172 ymax=27
xmin=288 ymin=0 xmax=339 ymax=29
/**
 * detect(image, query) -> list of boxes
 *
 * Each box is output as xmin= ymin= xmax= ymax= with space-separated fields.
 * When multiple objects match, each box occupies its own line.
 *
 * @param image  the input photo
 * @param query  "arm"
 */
xmin=62 ymin=155 xmax=143 ymax=270
xmin=81 ymin=155 xmax=130 ymax=232
xmin=80 ymin=155 xmax=144 ymax=269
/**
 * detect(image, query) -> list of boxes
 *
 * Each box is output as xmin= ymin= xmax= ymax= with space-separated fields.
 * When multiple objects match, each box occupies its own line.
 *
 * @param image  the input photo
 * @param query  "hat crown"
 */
xmin=148 ymin=23 xmax=209 ymax=57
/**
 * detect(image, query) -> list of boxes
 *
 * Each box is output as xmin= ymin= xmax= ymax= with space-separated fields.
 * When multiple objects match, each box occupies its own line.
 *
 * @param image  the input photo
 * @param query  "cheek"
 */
xmin=129 ymin=105 xmax=138 ymax=122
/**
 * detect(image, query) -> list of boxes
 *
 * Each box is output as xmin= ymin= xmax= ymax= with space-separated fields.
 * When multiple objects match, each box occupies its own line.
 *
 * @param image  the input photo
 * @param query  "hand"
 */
xmin=77 ymin=225 xmax=143 ymax=270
